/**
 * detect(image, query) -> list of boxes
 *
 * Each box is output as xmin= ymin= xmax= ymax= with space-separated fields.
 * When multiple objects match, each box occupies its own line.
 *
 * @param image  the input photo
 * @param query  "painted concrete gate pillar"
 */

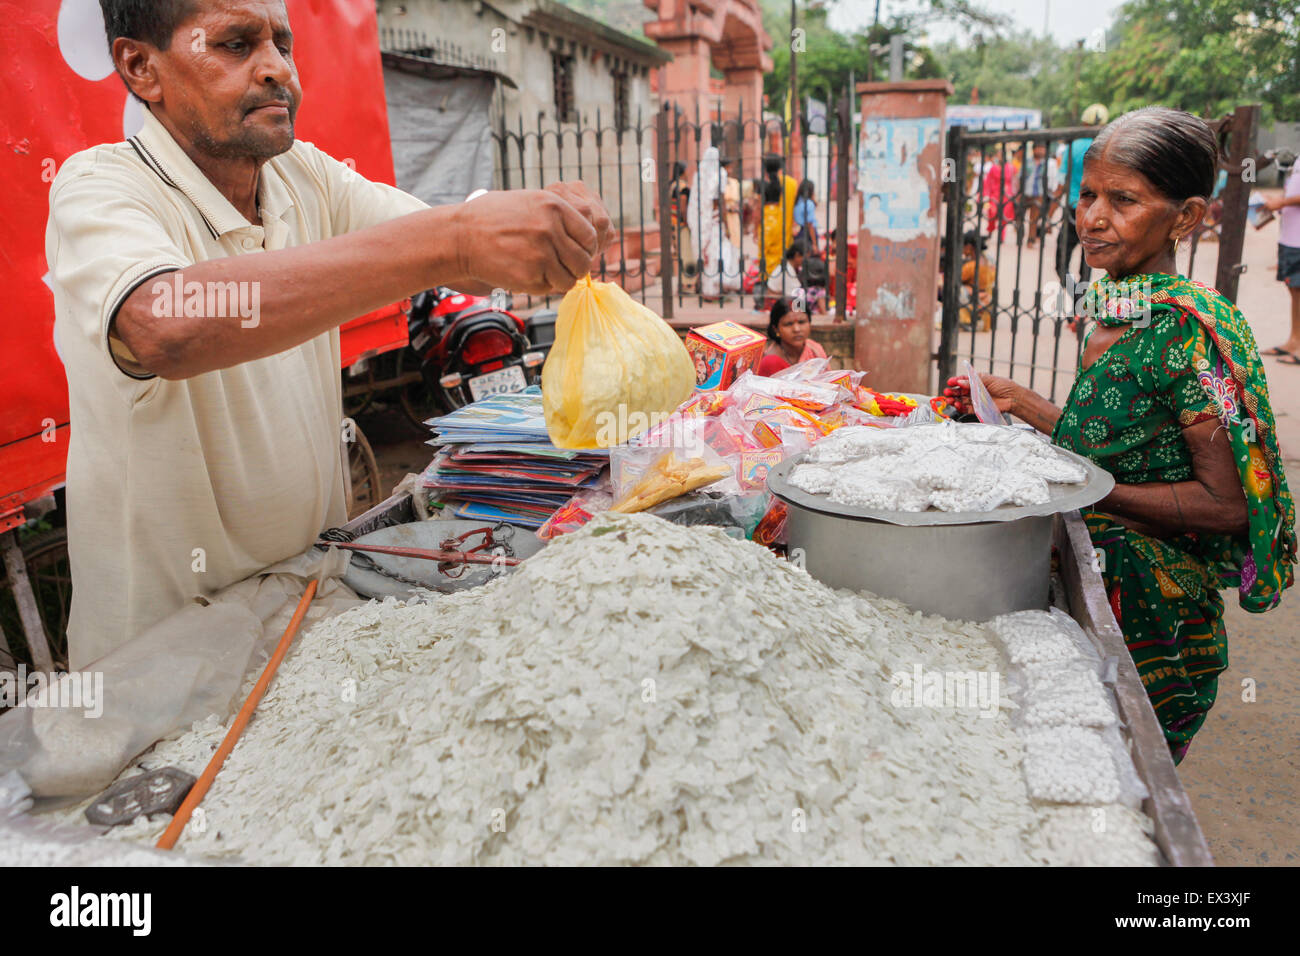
xmin=854 ymin=80 xmax=953 ymax=394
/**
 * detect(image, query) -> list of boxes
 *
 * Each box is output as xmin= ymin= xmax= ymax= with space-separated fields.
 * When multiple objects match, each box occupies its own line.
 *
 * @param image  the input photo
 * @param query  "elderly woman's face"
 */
xmin=1076 ymin=153 xmax=1202 ymax=279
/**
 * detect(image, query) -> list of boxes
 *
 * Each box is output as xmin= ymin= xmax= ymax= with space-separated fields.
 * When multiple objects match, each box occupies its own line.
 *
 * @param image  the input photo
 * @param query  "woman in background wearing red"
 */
xmin=982 ymin=147 xmax=1018 ymax=243
xmin=757 ymin=298 xmax=826 ymax=376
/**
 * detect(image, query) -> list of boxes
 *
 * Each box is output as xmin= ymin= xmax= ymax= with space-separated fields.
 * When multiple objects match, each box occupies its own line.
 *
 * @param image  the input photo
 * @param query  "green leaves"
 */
xmin=937 ymin=30 xmax=1074 ymax=122
xmin=1065 ymin=0 xmax=1296 ymax=121
xmin=761 ymin=1 xmax=999 ymax=113
xmin=1078 ymin=0 xmax=1297 ymax=120
xmin=585 ymin=0 xmax=1298 ymax=123
xmin=769 ymin=0 xmax=1297 ymax=126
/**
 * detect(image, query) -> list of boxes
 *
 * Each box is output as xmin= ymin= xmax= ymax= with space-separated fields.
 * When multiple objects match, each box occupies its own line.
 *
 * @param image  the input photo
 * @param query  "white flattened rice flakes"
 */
xmin=1028 ymin=805 xmax=1162 ymax=866
xmin=59 ymin=513 xmax=1156 ymax=866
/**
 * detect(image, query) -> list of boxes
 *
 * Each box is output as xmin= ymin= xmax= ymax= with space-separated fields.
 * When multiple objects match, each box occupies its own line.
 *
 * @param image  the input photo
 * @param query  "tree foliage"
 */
xmin=568 ymin=0 xmax=1299 ymax=125
xmin=935 ymin=0 xmax=1298 ymax=123
xmin=1078 ymin=0 xmax=1299 ymax=121
xmin=934 ymin=31 xmax=1077 ymax=123
xmin=761 ymin=0 xmax=1002 ymax=113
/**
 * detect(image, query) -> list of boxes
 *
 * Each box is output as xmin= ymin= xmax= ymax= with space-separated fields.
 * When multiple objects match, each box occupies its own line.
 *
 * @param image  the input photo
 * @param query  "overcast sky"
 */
xmin=827 ymin=0 xmax=1129 ymax=46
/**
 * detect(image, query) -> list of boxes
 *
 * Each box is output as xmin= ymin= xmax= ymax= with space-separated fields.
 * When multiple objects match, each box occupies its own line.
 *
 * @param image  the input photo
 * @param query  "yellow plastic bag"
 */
xmin=542 ymin=276 xmax=695 ymax=449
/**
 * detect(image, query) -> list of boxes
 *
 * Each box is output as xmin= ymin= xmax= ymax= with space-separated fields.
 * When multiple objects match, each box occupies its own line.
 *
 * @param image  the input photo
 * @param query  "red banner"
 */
xmin=0 ymin=0 xmax=400 ymax=512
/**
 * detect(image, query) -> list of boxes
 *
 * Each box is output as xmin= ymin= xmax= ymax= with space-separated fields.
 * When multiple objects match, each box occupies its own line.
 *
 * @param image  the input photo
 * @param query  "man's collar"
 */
xmin=133 ymin=105 xmax=295 ymax=236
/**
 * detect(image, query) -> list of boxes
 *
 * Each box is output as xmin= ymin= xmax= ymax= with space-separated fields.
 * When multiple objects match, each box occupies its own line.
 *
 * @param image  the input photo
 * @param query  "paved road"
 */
xmin=1179 ymin=599 xmax=1300 ymax=865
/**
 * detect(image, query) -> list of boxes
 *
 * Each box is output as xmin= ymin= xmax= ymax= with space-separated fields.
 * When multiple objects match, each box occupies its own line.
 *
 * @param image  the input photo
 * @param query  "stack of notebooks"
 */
xmin=423 ymin=387 xmax=607 ymax=528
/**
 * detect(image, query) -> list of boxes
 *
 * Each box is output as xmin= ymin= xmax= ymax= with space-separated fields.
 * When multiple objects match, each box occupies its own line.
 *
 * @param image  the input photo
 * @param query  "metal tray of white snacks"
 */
xmin=767 ymin=422 xmax=1115 ymax=526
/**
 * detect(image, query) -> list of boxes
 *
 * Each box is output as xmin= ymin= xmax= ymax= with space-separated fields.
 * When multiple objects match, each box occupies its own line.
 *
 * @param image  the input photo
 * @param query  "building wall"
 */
xmin=376 ymin=0 xmax=660 ymax=227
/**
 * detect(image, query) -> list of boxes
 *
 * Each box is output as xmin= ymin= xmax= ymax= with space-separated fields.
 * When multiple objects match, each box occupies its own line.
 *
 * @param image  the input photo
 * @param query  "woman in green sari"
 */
xmin=946 ymin=107 xmax=1297 ymax=763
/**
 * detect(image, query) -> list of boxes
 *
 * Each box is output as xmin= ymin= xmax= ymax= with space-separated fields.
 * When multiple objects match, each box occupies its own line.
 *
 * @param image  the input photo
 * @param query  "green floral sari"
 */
xmin=1052 ymin=272 xmax=1296 ymax=762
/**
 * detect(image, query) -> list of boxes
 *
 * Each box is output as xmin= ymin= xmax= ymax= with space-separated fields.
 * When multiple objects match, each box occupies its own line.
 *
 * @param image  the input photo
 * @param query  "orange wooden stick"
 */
xmin=156 ymin=578 xmax=319 ymax=850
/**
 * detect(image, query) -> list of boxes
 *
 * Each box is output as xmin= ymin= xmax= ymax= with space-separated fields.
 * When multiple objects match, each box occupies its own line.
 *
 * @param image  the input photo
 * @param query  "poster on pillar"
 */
xmin=859 ymin=119 xmax=941 ymax=241
xmin=853 ymin=81 xmax=951 ymax=395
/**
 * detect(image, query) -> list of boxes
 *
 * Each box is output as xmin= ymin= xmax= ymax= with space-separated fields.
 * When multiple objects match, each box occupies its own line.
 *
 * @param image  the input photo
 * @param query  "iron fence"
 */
xmin=377 ymin=25 xmax=1266 ymax=397
xmin=939 ymin=110 xmax=1258 ymax=404
xmin=939 ymin=125 xmax=1106 ymax=404
xmin=493 ymin=92 xmax=854 ymax=319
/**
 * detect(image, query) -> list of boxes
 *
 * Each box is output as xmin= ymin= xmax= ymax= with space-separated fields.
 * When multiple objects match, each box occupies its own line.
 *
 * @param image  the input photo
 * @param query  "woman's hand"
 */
xmin=943 ymin=374 xmax=1064 ymax=434
xmin=942 ymin=374 xmax=1020 ymax=416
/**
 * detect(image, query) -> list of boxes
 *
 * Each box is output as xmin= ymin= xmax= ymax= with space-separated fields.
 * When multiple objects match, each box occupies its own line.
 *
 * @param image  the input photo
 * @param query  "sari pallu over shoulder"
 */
xmin=1081 ymin=272 xmax=1297 ymax=611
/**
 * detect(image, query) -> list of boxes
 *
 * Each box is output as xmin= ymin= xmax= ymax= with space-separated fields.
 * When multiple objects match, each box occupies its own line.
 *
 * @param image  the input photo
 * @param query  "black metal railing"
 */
xmin=939 ymin=125 xmax=1103 ymax=404
xmin=492 ymin=91 xmax=855 ymax=320
xmin=939 ymin=111 xmax=1258 ymax=403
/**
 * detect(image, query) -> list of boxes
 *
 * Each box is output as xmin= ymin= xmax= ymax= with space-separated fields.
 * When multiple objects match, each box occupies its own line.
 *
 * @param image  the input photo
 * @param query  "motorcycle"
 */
xmin=407 ymin=287 xmax=555 ymax=412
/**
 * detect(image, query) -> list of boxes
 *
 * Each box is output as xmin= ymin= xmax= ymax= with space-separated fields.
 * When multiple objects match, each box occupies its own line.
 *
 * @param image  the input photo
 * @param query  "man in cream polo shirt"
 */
xmin=49 ymin=0 xmax=611 ymax=668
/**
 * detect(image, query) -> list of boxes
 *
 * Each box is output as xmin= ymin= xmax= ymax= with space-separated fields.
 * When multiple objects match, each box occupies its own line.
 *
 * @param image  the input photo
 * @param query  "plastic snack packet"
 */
xmin=610 ymin=451 xmax=731 ymax=513
xmin=961 ymin=359 xmax=1009 ymax=426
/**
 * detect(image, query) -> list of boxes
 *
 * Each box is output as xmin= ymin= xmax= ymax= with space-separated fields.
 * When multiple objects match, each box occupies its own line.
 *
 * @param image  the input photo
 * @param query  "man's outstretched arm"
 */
xmin=111 ymin=184 xmax=611 ymax=380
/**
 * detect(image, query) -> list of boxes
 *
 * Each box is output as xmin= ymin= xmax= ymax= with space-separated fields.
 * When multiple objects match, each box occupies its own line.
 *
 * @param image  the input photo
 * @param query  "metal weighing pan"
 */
xmin=767 ymin=441 xmax=1114 ymax=621
xmin=338 ymin=518 xmax=546 ymax=601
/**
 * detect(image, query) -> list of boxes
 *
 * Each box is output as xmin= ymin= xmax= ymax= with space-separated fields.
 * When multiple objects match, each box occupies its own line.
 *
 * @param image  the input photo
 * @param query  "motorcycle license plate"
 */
xmin=468 ymin=365 xmax=526 ymax=401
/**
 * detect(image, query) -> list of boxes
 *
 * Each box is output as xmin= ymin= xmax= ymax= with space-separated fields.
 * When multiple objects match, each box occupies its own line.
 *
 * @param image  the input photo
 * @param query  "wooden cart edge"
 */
xmin=1054 ymin=510 xmax=1215 ymax=867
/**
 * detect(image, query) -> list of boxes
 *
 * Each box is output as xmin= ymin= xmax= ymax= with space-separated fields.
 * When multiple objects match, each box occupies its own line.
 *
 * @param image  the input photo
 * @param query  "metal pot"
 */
xmin=767 ymin=441 xmax=1114 ymax=621
xmin=783 ymin=503 xmax=1056 ymax=620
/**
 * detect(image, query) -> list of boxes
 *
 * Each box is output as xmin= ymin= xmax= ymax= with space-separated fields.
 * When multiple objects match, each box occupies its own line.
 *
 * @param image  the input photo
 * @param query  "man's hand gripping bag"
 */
xmin=542 ymin=276 xmax=695 ymax=448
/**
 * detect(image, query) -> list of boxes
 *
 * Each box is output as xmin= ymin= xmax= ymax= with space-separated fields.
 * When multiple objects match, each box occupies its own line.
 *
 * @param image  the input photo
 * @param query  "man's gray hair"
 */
xmin=100 ymin=0 xmax=198 ymax=52
xmin=99 ymin=0 xmax=199 ymax=101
